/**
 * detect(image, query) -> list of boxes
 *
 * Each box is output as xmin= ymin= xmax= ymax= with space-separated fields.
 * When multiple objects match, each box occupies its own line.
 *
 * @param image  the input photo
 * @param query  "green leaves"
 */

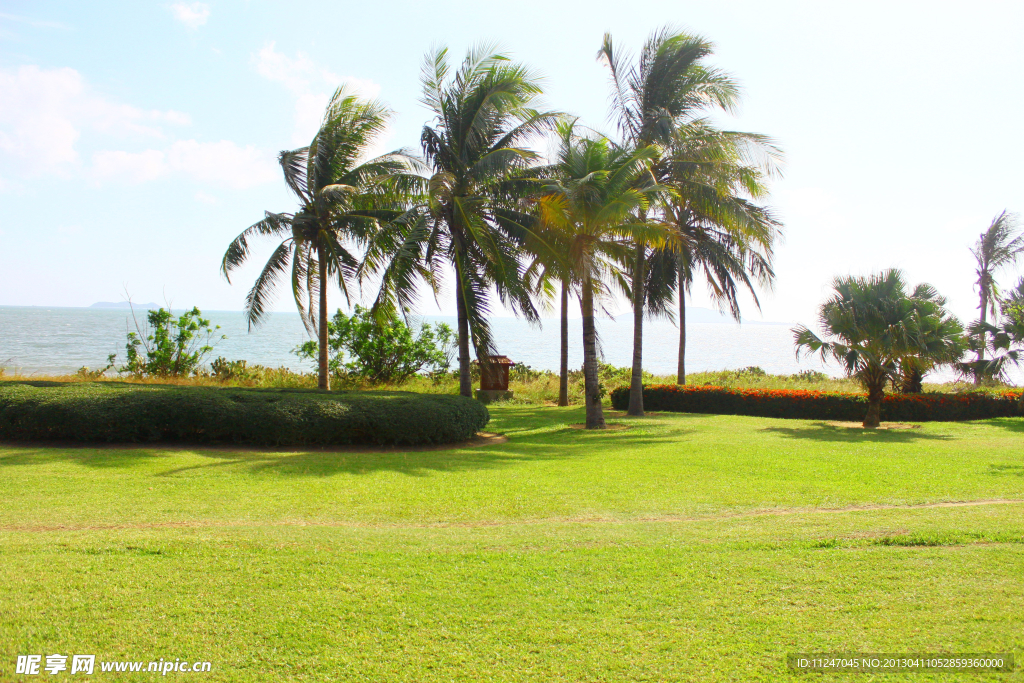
xmin=294 ymin=306 xmax=455 ymax=384
xmin=119 ymin=307 xmax=223 ymax=378
xmin=794 ymin=270 xmax=965 ymax=393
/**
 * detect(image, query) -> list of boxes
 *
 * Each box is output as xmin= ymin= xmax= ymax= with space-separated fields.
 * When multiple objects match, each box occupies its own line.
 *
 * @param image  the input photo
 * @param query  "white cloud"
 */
xmin=252 ymin=41 xmax=382 ymax=145
xmin=166 ymin=139 xmax=277 ymax=189
xmin=0 ymin=65 xmax=190 ymax=175
xmin=170 ymin=3 xmax=210 ymax=29
xmin=90 ymin=140 xmax=276 ymax=189
xmin=194 ymin=190 xmax=218 ymax=204
xmin=92 ymin=149 xmax=167 ymax=184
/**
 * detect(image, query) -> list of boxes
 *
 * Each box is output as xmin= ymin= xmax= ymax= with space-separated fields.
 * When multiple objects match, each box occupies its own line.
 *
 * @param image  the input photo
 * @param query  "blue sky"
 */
xmin=1 ymin=0 xmax=1023 ymax=328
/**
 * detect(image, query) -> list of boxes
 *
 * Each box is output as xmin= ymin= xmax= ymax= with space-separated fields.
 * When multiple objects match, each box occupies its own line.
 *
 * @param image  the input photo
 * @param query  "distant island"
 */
xmin=89 ymin=302 xmax=161 ymax=310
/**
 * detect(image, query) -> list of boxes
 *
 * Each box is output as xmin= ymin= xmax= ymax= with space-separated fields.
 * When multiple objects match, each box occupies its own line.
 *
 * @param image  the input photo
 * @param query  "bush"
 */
xmin=120 ymin=307 xmax=223 ymax=378
xmin=0 ymin=382 xmax=490 ymax=446
xmin=295 ymin=307 xmax=455 ymax=384
xmin=610 ymin=384 xmax=1024 ymax=422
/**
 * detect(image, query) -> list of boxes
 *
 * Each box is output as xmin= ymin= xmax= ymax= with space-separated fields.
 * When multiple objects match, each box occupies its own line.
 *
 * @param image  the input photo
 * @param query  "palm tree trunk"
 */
xmin=627 ymin=242 xmax=645 ymax=416
xmin=677 ymin=268 xmax=687 ymax=385
xmin=581 ymin=276 xmax=605 ymax=429
xmin=455 ymin=279 xmax=473 ymax=398
xmin=863 ymin=379 xmax=884 ymax=428
xmin=975 ymin=289 xmax=988 ymax=386
xmin=558 ymin=280 xmax=569 ymax=407
xmin=317 ymin=247 xmax=330 ymax=391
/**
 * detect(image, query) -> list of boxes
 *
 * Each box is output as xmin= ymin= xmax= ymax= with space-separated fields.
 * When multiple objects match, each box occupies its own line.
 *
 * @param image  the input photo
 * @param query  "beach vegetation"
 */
xmin=534 ymin=120 xmax=666 ymax=428
xmin=221 ymin=87 xmax=420 ymax=390
xmin=294 ymin=306 xmax=456 ymax=384
xmin=120 ymin=306 xmax=222 ymax=378
xmin=0 ymin=382 xmax=488 ymax=446
xmin=361 ymin=44 xmax=558 ymax=399
xmin=794 ymin=270 xmax=965 ymax=427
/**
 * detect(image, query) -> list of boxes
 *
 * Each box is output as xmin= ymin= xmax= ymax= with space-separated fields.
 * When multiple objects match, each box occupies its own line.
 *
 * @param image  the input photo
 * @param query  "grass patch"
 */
xmin=1 ymin=407 xmax=1022 ymax=681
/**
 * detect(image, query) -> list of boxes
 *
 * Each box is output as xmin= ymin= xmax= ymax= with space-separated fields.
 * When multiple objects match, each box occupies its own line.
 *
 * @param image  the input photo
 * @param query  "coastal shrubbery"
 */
xmin=610 ymin=384 xmax=1024 ymax=422
xmin=0 ymin=382 xmax=489 ymax=446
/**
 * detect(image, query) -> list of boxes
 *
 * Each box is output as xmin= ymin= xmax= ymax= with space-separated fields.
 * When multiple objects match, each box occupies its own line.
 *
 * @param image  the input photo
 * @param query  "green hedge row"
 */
xmin=610 ymin=384 xmax=1024 ymax=422
xmin=0 ymin=382 xmax=490 ymax=446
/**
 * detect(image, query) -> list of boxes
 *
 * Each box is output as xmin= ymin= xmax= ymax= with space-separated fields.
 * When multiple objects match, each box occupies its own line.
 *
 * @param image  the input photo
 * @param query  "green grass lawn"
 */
xmin=2 ymin=407 xmax=1023 ymax=681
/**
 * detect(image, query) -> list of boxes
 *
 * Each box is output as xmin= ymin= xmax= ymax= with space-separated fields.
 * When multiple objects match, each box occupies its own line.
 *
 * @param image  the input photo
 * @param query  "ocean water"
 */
xmin=0 ymin=305 xmax=995 ymax=384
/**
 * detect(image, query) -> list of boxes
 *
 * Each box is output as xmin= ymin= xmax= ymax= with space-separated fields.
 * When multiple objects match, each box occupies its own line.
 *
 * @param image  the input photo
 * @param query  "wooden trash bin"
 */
xmin=475 ymin=355 xmax=515 ymax=404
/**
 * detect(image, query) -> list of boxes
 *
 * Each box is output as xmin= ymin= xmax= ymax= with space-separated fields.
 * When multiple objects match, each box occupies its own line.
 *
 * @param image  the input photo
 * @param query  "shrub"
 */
xmin=120 ymin=307 xmax=223 ymax=378
xmin=0 ymin=382 xmax=490 ymax=446
xmin=295 ymin=306 xmax=455 ymax=383
xmin=610 ymin=384 xmax=1024 ymax=422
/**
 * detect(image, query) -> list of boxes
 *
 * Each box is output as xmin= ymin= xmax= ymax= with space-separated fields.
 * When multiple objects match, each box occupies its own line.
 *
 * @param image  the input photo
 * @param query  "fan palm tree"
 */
xmin=363 ymin=45 xmax=558 ymax=398
xmin=598 ymin=28 xmax=742 ymax=416
xmin=969 ymin=211 xmax=1024 ymax=384
xmin=535 ymin=121 xmax=665 ymax=428
xmin=221 ymin=87 xmax=415 ymax=389
xmin=794 ymin=270 xmax=963 ymax=428
xmin=652 ymin=124 xmax=781 ymax=384
xmin=896 ymin=285 xmax=967 ymax=392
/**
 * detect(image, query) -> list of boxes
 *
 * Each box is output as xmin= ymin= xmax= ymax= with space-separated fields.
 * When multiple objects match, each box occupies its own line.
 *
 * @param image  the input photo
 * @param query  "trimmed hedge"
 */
xmin=0 ymin=382 xmax=490 ymax=446
xmin=610 ymin=384 xmax=1024 ymax=422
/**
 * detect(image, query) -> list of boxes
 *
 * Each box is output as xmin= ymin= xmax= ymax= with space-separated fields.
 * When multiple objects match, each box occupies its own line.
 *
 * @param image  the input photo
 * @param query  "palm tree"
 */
xmin=794 ymin=270 xmax=963 ymax=428
xmin=598 ymin=28 xmax=742 ymax=416
xmin=522 ymin=232 xmax=576 ymax=406
xmin=957 ymin=280 xmax=1024 ymax=383
xmin=221 ymin=87 xmax=414 ymax=389
xmin=653 ymin=124 xmax=781 ymax=384
xmin=969 ymin=211 xmax=1024 ymax=384
xmin=896 ymin=284 xmax=967 ymax=393
xmin=364 ymin=45 xmax=558 ymax=398
xmin=536 ymin=121 xmax=664 ymax=428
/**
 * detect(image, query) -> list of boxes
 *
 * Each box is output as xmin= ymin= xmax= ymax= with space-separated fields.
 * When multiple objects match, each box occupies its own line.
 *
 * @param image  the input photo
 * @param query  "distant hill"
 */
xmin=89 ymin=302 xmax=161 ymax=310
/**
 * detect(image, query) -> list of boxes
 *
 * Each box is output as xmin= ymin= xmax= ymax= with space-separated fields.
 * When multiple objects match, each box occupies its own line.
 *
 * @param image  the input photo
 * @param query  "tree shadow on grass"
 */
xmin=988 ymin=464 xmax=1024 ymax=477
xmin=759 ymin=422 xmax=954 ymax=443
xmin=982 ymin=417 xmax=1024 ymax=433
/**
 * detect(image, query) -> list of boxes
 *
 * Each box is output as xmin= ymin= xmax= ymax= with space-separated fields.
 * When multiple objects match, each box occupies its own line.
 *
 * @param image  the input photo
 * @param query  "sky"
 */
xmin=1 ymin=0 xmax=1023 ymax=330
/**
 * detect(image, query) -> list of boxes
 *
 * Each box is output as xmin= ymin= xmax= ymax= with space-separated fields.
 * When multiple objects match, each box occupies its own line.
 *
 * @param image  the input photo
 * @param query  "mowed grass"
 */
xmin=1 ymin=407 xmax=1023 ymax=681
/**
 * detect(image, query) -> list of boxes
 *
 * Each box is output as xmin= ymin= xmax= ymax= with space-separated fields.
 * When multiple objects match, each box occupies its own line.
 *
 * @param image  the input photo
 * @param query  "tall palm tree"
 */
xmin=221 ymin=87 xmax=414 ymax=389
xmin=653 ymin=124 xmax=781 ymax=384
xmin=536 ymin=121 xmax=664 ymax=428
xmin=969 ymin=211 xmax=1024 ymax=384
xmin=522 ymin=231 xmax=576 ymax=406
xmin=794 ymin=270 xmax=963 ymax=428
xmin=364 ymin=45 xmax=558 ymax=398
xmin=598 ymin=28 xmax=742 ymax=416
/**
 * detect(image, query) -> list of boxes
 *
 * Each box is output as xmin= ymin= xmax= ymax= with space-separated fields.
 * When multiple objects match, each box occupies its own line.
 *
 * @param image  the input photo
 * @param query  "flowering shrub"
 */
xmin=610 ymin=384 xmax=1024 ymax=422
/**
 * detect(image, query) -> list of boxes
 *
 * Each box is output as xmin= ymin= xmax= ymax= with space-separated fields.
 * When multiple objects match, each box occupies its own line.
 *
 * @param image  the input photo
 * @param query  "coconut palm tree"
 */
xmin=522 ymin=231 xmax=576 ymax=406
xmin=969 ymin=211 xmax=1024 ymax=384
xmin=652 ymin=124 xmax=781 ymax=384
xmin=535 ymin=121 xmax=665 ymax=428
xmin=221 ymin=87 xmax=415 ymax=389
xmin=598 ymin=28 xmax=743 ymax=416
xmin=363 ymin=44 xmax=559 ymax=398
xmin=794 ymin=270 xmax=963 ymax=428
xmin=957 ymin=279 xmax=1024 ymax=384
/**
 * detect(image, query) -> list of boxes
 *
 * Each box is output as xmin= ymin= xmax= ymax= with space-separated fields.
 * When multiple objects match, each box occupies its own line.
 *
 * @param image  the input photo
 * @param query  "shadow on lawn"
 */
xmin=0 ymin=406 xmax=690 ymax=478
xmin=760 ymin=422 xmax=953 ymax=443
xmin=988 ymin=464 xmax=1024 ymax=478
xmin=983 ymin=417 xmax=1024 ymax=434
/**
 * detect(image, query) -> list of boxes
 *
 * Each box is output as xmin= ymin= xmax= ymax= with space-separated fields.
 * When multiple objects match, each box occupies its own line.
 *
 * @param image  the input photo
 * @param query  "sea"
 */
xmin=0 ymin=305 xmax=999 ymax=384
